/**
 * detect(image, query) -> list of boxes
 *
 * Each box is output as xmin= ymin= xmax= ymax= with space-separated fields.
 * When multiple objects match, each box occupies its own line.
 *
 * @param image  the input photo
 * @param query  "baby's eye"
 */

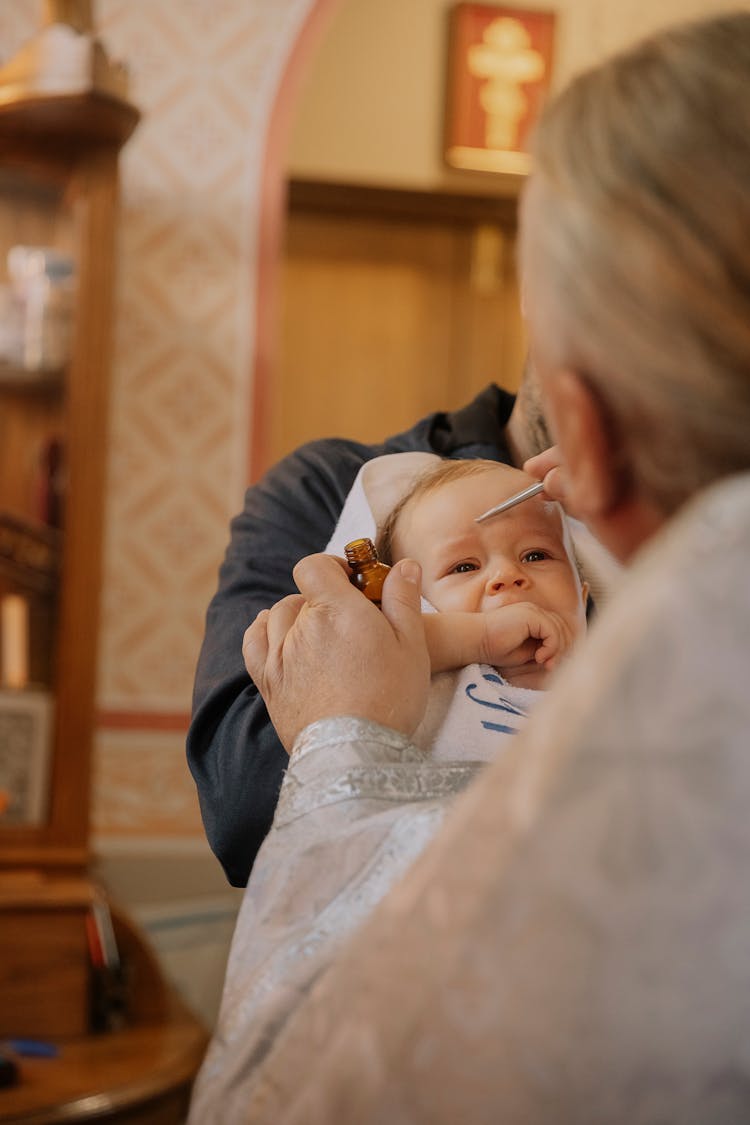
xmin=522 ymin=549 xmax=550 ymax=563
xmin=450 ymin=561 xmax=479 ymax=574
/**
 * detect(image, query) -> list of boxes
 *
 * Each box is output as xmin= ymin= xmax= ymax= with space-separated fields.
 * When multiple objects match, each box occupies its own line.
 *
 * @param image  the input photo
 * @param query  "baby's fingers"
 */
xmin=533 ymin=617 xmax=573 ymax=667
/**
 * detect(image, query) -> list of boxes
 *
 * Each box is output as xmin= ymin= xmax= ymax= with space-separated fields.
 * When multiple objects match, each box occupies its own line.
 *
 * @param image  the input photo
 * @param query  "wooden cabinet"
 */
xmin=0 ymin=875 xmax=94 ymax=1040
xmin=0 ymin=0 xmax=141 ymax=1050
xmin=0 ymin=22 xmax=138 ymax=871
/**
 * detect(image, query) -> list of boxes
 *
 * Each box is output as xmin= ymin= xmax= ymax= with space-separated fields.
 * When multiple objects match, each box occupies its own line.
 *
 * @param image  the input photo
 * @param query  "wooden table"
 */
xmin=0 ymin=883 xmax=208 ymax=1124
xmin=0 ymin=1013 xmax=208 ymax=1124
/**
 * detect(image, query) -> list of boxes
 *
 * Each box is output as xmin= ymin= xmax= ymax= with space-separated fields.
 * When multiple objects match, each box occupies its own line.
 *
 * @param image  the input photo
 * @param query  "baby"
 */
xmin=377 ymin=458 xmax=589 ymax=691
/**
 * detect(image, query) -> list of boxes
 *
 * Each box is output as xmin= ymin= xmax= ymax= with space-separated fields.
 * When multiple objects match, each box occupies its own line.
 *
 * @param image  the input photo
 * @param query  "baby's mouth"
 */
xmin=484 ymin=593 xmax=533 ymax=610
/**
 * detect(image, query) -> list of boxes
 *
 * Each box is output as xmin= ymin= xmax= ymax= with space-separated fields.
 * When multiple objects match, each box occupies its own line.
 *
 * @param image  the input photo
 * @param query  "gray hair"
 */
xmin=530 ymin=11 xmax=750 ymax=514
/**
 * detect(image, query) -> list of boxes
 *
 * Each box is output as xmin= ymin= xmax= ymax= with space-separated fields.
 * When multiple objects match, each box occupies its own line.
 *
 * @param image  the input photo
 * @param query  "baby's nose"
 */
xmin=486 ymin=562 xmax=529 ymax=593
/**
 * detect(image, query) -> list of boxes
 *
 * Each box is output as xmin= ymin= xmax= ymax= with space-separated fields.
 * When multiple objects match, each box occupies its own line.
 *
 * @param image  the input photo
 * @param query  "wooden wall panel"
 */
xmin=270 ymin=189 xmax=525 ymax=465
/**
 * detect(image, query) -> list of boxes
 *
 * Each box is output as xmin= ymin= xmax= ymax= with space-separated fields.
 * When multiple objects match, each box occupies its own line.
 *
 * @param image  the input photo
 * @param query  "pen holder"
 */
xmin=90 ymin=962 xmax=131 ymax=1033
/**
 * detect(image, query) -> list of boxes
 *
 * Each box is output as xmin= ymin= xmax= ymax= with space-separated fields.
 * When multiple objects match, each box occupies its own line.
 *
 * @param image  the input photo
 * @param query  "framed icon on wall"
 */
xmin=445 ymin=3 xmax=556 ymax=175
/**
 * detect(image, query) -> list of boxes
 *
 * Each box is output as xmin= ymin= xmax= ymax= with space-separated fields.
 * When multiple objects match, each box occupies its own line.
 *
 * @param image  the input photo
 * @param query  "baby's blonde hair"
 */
xmin=376 ymin=460 xmax=514 ymax=566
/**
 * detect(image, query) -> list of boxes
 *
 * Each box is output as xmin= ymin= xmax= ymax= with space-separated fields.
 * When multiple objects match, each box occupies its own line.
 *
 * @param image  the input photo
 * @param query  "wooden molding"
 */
xmin=287 ymin=177 xmax=519 ymax=228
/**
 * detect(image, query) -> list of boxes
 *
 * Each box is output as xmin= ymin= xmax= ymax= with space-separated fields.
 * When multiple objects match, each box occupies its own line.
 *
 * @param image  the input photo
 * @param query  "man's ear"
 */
xmin=545 ymin=368 xmax=622 ymax=521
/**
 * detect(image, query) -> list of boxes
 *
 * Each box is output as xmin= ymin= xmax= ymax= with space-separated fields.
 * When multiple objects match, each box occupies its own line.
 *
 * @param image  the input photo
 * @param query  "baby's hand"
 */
xmin=479 ymin=602 xmax=576 ymax=672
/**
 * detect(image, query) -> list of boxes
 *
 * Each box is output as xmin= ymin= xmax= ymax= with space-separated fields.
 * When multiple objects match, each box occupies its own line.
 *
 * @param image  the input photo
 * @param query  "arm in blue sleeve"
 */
xmin=186 ymin=439 xmax=369 ymax=886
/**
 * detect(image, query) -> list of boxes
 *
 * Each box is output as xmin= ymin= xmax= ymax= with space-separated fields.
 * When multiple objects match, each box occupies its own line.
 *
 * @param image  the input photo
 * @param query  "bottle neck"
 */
xmin=344 ymin=537 xmax=379 ymax=568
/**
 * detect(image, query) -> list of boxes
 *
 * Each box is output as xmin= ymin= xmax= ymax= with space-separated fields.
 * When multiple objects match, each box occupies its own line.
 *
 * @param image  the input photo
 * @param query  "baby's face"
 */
xmin=392 ymin=467 xmax=587 ymax=634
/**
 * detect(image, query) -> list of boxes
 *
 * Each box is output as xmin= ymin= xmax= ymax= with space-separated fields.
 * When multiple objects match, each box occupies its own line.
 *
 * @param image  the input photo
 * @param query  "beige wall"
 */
xmin=288 ymin=0 xmax=747 ymax=190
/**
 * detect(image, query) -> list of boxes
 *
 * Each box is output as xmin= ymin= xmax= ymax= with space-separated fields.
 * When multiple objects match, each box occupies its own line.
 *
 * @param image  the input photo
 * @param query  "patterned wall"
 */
xmin=98 ymin=0 xmax=313 ymax=717
xmin=95 ymin=0 xmax=315 ymax=843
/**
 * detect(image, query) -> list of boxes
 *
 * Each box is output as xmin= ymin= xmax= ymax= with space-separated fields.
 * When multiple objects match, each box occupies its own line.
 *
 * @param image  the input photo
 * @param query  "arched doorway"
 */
xmin=250 ymin=0 xmax=525 ymax=477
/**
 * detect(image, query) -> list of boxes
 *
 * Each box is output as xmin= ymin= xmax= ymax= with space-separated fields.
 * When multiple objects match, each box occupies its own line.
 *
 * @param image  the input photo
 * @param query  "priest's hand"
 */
xmin=242 ymin=553 xmax=430 ymax=753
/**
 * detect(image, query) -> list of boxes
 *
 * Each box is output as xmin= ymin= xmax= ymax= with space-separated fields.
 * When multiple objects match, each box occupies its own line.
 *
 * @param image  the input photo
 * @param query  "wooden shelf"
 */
xmin=0 ymin=69 xmax=138 ymax=870
xmin=0 ymin=363 xmax=64 ymax=394
xmin=0 ymin=92 xmax=139 ymax=155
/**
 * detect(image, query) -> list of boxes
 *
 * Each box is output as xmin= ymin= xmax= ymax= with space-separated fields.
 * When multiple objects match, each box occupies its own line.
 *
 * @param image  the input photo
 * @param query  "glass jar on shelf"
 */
xmin=0 ymin=245 xmax=75 ymax=378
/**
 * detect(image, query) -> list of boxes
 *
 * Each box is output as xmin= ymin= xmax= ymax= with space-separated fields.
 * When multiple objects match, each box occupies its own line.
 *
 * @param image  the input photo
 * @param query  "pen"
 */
xmin=475 ymin=480 xmax=545 ymax=523
xmin=4 ymin=1038 xmax=59 ymax=1058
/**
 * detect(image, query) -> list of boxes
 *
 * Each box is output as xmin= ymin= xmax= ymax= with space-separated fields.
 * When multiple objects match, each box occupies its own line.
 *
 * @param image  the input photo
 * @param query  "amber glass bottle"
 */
xmin=345 ymin=537 xmax=391 ymax=606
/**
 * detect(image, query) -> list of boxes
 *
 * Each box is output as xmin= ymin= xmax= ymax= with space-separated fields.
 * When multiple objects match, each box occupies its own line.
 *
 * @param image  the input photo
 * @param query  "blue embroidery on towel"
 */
xmin=479 ymin=719 xmax=518 ymax=735
xmin=465 ymin=671 xmax=528 ymax=736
